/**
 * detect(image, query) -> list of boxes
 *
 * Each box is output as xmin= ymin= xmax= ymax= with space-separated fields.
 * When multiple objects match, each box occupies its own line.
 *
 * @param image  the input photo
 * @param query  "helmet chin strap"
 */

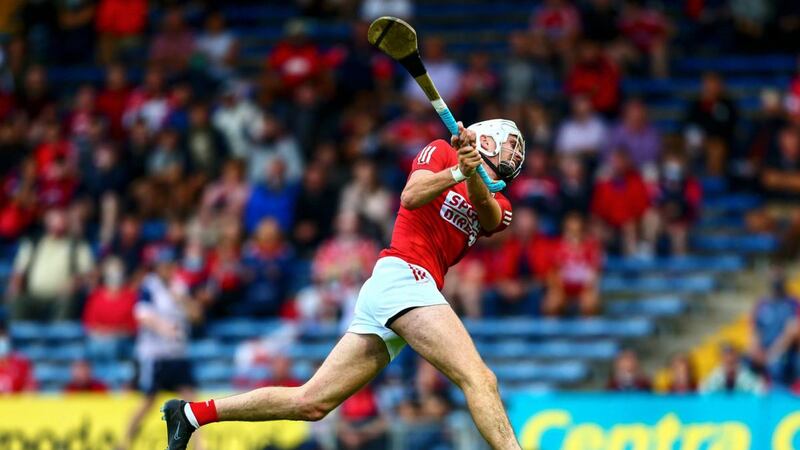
xmin=480 ymin=153 xmax=514 ymax=183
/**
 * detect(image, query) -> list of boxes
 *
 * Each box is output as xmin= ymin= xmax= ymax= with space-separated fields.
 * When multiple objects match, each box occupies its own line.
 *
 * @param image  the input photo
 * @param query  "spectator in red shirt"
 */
xmin=96 ymin=0 xmax=147 ymax=63
xmin=543 ymin=212 xmax=601 ymax=316
xmin=485 ymin=207 xmax=552 ymax=317
xmin=96 ymin=64 xmax=132 ymax=141
xmin=566 ymin=40 xmax=621 ymax=116
xmin=63 ymin=360 xmax=108 ymax=393
xmin=607 ymin=349 xmax=652 ymax=392
xmin=149 ymin=7 xmax=195 ymax=76
xmin=618 ymin=0 xmax=671 ymax=78
xmin=83 ymin=257 xmax=137 ymax=361
xmin=592 ymin=149 xmax=654 ymax=256
xmin=530 ymin=0 xmax=581 ymax=61
xmin=654 ymin=151 xmax=702 ymax=256
xmin=0 ymin=322 xmax=36 ymax=393
xmin=337 ymin=383 xmax=389 ymax=450
xmin=267 ymin=20 xmax=323 ymax=98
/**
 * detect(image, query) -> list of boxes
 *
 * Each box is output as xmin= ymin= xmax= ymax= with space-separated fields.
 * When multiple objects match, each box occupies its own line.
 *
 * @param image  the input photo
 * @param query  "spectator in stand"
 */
xmin=701 ymin=344 xmax=766 ymax=394
xmin=503 ymin=32 xmax=556 ymax=108
xmin=654 ymin=151 xmax=702 ymax=256
xmin=15 ymin=65 xmax=56 ymax=121
xmin=34 ymin=121 xmax=79 ymax=209
xmin=0 ymin=321 xmax=36 ymax=393
xmin=458 ymin=52 xmax=499 ymax=126
xmin=566 ymin=40 xmax=621 ymax=117
xmin=382 ymin=98 xmax=443 ymax=172
xmin=199 ymin=159 xmax=249 ymax=227
xmin=63 ymin=360 xmax=108 ymax=393
xmin=148 ymin=7 xmax=195 ymax=76
xmin=667 ymin=354 xmax=697 ymax=394
xmin=730 ymin=0 xmax=771 ymax=51
xmin=748 ymin=270 xmax=799 ymax=386
xmin=196 ymin=10 xmax=239 ymax=81
xmin=580 ymin=0 xmax=620 ymax=46
xmin=618 ymin=0 xmax=671 ymax=78
xmin=337 ymin=383 xmax=389 ymax=450
xmin=8 ymin=208 xmax=95 ymax=321
xmin=101 ymin=214 xmax=144 ymax=276
xmin=55 ymin=0 xmax=95 ymax=64
xmin=244 ymin=157 xmax=300 ymax=234
xmin=247 ymin=115 xmax=304 ymax=185
xmin=530 ymin=0 xmax=581 ymax=63
xmin=340 ymin=158 xmax=394 ymax=242
xmin=604 ymin=98 xmax=662 ymax=170
xmin=607 ymin=349 xmax=651 ymax=392
xmin=760 ymin=126 xmax=800 ymax=200
xmin=83 ymin=257 xmax=137 ymax=362
xmin=267 ymin=20 xmax=323 ymax=98
xmin=95 ymin=0 xmax=147 ymax=63
xmin=403 ymin=36 xmax=460 ymax=104
xmin=519 ymin=102 xmax=555 ymax=152
xmin=313 ymin=211 xmax=378 ymax=289
xmin=0 ymin=157 xmax=37 ymax=241
xmin=238 ymin=218 xmax=295 ymax=317
xmin=212 ymin=81 xmax=264 ymax=159
xmin=739 ymin=89 xmax=785 ymax=186
xmin=509 ymin=148 xmax=559 ymax=217
xmin=184 ymin=102 xmax=229 ymax=181
xmin=96 ymin=64 xmax=132 ymax=141
xmin=555 ymin=95 xmax=607 ymax=166
xmin=592 ymin=150 xmax=654 ymax=256
xmin=483 ymin=207 xmax=551 ymax=317
xmin=397 ymin=360 xmax=454 ymax=450
xmin=555 ymin=155 xmax=592 ymax=222
xmin=206 ymin=234 xmax=244 ymax=317
xmin=542 ymin=212 xmax=601 ymax=316
xmin=123 ymin=67 xmax=171 ymax=133
xmin=684 ymin=72 xmax=739 ymax=176
xmin=293 ymin=163 xmax=339 ymax=256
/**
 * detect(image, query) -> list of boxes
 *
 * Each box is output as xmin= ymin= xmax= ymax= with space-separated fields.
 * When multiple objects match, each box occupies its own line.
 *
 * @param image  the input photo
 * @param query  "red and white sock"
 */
xmin=183 ymin=400 xmax=218 ymax=429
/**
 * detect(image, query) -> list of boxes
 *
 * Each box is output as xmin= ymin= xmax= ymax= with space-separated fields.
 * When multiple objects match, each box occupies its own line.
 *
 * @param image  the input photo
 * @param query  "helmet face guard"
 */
xmin=467 ymin=119 xmax=526 ymax=183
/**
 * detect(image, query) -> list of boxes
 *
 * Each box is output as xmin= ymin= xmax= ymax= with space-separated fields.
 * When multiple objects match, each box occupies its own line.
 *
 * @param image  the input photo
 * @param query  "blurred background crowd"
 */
xmin=1 ymin=0 xmax=800 ymax=448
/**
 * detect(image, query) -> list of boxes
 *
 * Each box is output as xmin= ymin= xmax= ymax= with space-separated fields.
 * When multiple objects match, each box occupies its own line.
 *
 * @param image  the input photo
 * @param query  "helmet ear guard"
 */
xmin=467 ymin=119 xmax=526 ymax=183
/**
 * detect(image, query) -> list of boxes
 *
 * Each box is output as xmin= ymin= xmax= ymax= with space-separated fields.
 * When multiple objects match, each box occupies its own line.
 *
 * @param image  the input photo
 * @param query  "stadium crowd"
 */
xmin=0 ymin=0 xmax=800 ymax=447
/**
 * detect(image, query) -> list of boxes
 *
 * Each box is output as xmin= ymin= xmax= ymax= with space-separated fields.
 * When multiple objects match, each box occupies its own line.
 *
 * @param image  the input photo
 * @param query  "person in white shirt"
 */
xmin=195 ymin=11 xmax=238 ymax=80
xmin=212 ymin=82 xmax=264 ymax=159
xmin=555 ymin=95 xmax=608 ymax=158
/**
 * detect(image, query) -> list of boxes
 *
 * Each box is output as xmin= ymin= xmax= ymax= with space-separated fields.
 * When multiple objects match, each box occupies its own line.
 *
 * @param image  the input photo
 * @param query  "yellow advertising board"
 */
xmin=0 ymin=394 xmax=310 ymax=450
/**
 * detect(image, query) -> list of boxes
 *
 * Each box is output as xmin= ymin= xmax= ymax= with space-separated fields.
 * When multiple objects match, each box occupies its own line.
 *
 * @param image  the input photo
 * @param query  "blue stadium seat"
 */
xmin=187 ymin=340 xmax=236 ymax=361
xmin=299 ymin=322 xmax=340 ymax=340
xmin=194 ymin=363 xmax=235 ymax=384
xmin=601 ymin=274 xmax=715 ymax=294
xmin=703 ymin=194 xmax=762 ymax=211
xmin=491 ymin=361 xmax=588 ymax=383
xmin=700 ymin=177 xmax=727 ymax=196
xmin=691 ymin=234 xmax=778 ymax=253
xmin=675 ymin=55 xmax=795 ymax=73
xmin=42 ymin=322 xmax=85 ymax=341
xmin=478 ymin=339 xmax=618 ymax=360
xmin=94 ymin=362 xmax=135 ymax=387
xmin=9 ymin=322 xmax=44 ymax=342
xmin=286 ymin=342 xmax=335 ymax=361
xmin=604 ymin=255 xmax=744 ymax=274
xmin=205 ymin=319 xmax=283 ymax=341
xmin=34 ymin=363 xmax=72 ymax=385
xmin=465 ymin=318 xmax=653 ymax=338
xmin=607 ymin=297 xmax=688 ymax=318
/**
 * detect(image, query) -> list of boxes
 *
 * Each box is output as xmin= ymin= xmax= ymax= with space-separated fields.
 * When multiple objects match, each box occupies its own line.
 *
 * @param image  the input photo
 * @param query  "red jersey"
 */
xmin=381 ymin=140 xmax=512 ymax=289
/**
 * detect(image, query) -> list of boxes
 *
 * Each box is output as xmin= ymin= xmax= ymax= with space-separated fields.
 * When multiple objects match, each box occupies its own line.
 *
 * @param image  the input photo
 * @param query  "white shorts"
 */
xmin=347 ymin=256 xmax=448 ymax=359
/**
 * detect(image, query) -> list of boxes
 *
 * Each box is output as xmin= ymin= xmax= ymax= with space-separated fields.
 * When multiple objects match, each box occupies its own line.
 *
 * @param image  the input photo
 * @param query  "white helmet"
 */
xmin=467 ymin=119 xmax=526 ymax=182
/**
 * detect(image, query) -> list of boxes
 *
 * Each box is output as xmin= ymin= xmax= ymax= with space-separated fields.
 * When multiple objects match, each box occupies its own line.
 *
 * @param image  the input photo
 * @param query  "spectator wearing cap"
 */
xmin=701 ymin=344 xmax=766 ymax=394
xmin=0 ymin=320 xmax=37 ymax=393
xmin=8 ymin=208 xmax=95 ymax=321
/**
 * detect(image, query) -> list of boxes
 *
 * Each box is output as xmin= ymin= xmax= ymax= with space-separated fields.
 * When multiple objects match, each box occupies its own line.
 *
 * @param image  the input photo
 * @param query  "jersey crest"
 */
xmin=440 ymin=191 xmax=481 ymax=246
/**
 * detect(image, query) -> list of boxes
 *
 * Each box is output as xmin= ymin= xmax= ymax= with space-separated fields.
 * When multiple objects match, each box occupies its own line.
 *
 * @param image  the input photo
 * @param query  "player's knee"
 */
xmin=462 ymin=365 xmax=498 ymax=393
xmin=297 ymin=394 xmax=335 ymax=422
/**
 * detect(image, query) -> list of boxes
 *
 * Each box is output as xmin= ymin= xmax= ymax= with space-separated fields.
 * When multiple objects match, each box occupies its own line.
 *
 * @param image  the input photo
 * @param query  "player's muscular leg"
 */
xmin=390 ymin=305 xmax=522 ymax=450
xmin=214 ymin=333 xmax=389 ymax=422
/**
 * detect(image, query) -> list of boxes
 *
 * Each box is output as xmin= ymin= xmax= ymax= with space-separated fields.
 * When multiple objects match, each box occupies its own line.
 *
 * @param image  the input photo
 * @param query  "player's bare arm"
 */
xmin=400 ymin=123 xmax=482 ymax=210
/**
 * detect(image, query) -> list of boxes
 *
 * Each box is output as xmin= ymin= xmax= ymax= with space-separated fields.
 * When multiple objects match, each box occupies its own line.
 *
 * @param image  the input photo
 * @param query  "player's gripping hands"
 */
xmin=451 ymin=122 xmax=481 ymax=178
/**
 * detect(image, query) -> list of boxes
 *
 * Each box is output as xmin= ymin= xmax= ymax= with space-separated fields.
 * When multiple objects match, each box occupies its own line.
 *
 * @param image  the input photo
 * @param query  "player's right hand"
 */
xmin=457 ymin=143 xmax=482 ymax=178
